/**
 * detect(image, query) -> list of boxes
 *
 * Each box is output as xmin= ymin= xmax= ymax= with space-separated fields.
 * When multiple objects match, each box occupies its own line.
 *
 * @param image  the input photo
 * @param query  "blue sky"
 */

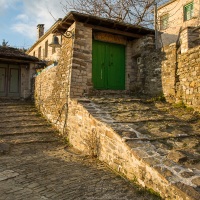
xmin=0 ymin=0 xmax=67 ymax=49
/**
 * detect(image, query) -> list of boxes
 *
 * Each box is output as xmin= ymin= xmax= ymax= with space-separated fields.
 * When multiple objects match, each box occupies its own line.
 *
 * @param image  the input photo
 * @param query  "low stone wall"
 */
xmin=160 ymin=45 xmax=200 ymax=111
xmin=142 ymin=43 xmax=200 ymax=112
xmin=34 ymin=32 xmax=73 ymax=132
xmin=161 ymin=44 xmax=177 ymax=102
xmin=176 ymin=46 xmax=200 ymax=111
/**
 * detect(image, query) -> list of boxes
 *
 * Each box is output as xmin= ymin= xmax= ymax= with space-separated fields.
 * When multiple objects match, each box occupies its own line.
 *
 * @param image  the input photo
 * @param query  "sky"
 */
xmin=0 ymin=0 xmax=68 ymax=49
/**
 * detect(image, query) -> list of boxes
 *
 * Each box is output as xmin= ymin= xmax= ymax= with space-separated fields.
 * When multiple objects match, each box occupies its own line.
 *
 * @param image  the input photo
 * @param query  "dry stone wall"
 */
xmin=34 ymin=24 xmax=74 ymax=132
xmin=70 ymin=22 xmax=93 ymax=97
xmin=140 ymin=42 xmax=200 ymax=112
xmin=161 ymin=44 xmax=200 ymax=111
xmin=176 ymin=46 xmax=200 ymax=111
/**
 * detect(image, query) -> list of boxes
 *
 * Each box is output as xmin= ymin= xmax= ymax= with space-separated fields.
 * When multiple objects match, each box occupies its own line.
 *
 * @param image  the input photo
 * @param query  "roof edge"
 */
xmin=158 ymin=0 xmax=177 ymax=11
xmin=55 ymin=11 xmax=154 ymax=36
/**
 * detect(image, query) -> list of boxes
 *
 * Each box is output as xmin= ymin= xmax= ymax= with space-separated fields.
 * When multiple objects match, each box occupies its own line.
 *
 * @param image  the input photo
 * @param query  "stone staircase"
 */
xmin=0 ymin=101 xmax=61 ymax=154
xmin=75 ymin=95 xmax=200 ymax=199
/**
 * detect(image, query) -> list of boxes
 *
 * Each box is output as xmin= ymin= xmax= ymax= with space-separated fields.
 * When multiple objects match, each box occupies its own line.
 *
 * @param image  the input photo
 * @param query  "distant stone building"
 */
xmin=27 ymin=19 xmax=62 ymax=62
xmin=158 ymin=0 xmax=200 ymax=51
xmin=0 ymin=46 xmax=38 ymax=99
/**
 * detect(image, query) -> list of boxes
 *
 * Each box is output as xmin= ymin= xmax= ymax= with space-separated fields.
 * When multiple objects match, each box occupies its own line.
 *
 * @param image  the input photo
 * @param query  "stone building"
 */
xmin=158 ymin=0 xmax=200 ymax=51
xmin=0 ymin=46 xmax=39 ymax=99
xmin=27 ymin=19 xmax=62 ymax=62
xmin=50 ymin=11 xmax=155 ymax=97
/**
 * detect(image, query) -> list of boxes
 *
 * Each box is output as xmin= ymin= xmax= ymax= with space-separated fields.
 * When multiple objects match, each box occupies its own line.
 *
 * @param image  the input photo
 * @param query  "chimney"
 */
xmin=37 ymin=24 xmax=44 ymax=39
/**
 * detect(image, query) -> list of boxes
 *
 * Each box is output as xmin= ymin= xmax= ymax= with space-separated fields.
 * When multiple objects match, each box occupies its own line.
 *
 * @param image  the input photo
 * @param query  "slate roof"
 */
xmin=54 ymin=11 xmax=155 ymax=38
xmin=0 ymin=46 xmax=39 ymax=62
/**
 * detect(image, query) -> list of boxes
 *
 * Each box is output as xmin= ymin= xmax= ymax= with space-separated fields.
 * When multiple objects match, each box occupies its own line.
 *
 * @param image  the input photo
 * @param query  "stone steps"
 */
xmin=0 ymin=122 xmax=52 ymax=129
xmin=0 ymin=116 xmax=46 ymax=123
xmin=76 ymin=96 xmax=200 ymax=199
xmin=0 ymin=100 xmax=61 ymax=148
xmin=0 ymin=128 xmax=56 ymax=137
xmin=0 ymin=112 xmax=41 ymax=117
xmin=0 ymin=133 xmax=60 ymax=145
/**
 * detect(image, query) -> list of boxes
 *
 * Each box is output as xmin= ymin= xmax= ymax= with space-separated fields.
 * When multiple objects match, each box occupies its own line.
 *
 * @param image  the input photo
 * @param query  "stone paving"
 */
xmin=0 ymin=100 xmax=161 ymax=200
xmin=78 ymin=95 xmax=200 ymax=199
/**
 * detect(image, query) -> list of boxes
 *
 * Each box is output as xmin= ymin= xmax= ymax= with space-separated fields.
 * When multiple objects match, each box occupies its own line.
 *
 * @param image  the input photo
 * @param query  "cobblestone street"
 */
xmin=0 ymin=101 xmax=160 ymax=200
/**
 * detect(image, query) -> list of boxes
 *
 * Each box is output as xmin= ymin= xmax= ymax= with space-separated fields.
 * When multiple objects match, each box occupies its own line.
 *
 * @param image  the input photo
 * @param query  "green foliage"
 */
xmin=173 ymin=101 xmax=186 ymax=108
xmin=146 ymin=188 xmax=162 ymax=199
xmin=147 ymin=93 xmax=166 ymax=102
xmin=173 ymin=101 xmax=194 ymax=112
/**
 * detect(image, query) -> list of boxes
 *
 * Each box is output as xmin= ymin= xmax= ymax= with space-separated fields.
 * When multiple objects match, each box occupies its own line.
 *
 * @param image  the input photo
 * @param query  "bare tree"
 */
xmin=62 ymin=0 xmax=169 ymax=27
xmin=1 ymin=39 xmax=9 ymax=47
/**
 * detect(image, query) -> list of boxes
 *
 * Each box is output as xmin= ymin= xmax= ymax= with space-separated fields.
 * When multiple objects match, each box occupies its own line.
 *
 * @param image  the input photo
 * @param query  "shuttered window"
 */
xmin=160 ymin=14 xmax=169 ymax=30
xmin=45 ymin=40 xmax=48 ymax=58
xmin=184 ymin=2 xmax=193 ymax=21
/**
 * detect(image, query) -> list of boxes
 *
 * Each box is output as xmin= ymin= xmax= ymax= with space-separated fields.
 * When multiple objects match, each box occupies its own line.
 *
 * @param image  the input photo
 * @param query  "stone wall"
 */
xmin=176 ymin=46 xmax=200 ymax=111
xmin=149 ymin=43 xmax=200 ymax=112
xmin=132 ymin=41 xmax=200 ymax=112
xmin=161 ymin=43 xmax=177 ymax=102
xmin=70 ymin=22 xmax=93 ymax=97
xmin=130 ymin=36 xmax=163 ymax=96
xmin=34 ymin=24 xmax=74 ymax=133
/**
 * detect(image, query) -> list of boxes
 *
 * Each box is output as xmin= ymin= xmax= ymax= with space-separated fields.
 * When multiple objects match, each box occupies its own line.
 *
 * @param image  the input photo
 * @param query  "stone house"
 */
xmin=48 ymin=11 xmax=155 ymax=97
xmin=158 ymin=0 xmax=200 ymax=52
xmin=0 ymin=46 xmax=39 ymax=99
xmin=27 ymin=19 xmax=62 ymax=62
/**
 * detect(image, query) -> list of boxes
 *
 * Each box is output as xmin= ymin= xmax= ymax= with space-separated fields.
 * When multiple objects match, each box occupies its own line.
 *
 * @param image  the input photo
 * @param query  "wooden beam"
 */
xmin=84 ymin=24 xmax=142 ymax=38
xmin=0 ymin=58 xmax=36 ymax=63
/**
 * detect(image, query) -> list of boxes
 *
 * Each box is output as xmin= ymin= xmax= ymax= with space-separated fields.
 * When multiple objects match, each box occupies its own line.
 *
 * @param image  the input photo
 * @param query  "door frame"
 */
xmin=0 ymin=63 xmax=21 ymax=97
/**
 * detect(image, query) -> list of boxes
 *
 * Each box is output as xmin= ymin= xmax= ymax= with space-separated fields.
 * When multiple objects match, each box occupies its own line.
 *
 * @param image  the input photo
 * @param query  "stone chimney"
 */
xmin=37 ymin=24 xmax=44 ymax=39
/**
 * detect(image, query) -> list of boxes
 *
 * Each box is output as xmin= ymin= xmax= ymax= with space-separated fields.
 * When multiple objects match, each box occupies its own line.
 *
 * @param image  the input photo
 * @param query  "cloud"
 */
xmin=0 ymin=0 xmax=19 ymax=14
xmin=11 ymin=0 xmax=68 ymax=41
xmin=11 ymin=23 xmax=36 ymax=40
xmin=15 ymin=14 xmax=29 ymax=22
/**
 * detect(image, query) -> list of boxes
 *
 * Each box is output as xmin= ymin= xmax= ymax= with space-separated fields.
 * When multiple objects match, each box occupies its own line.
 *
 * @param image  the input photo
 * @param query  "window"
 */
xmin=33 ymin=51 xmax=35 ymax=57
xmin=160 ymin=14 xmax=169 ymax=30
xmin=45 ymin=40 xmax=48 ymax=57
xmin=184 ymin=2 xmax=193 ymax=21
xmin=38 ymin=47 xmax=41 ymax=59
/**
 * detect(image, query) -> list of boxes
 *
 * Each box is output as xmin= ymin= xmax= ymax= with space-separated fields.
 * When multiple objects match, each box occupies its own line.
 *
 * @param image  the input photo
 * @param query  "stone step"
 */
xmin=0 ymin=121 xmax=52 ymax=128
xmin=0 ymin=102 xmax=34 ymax=107
xmin=6 ymin=141 xmax=65 ymax=156
xmin=0 ymin=116 xmax=47 ymax=123
xmin=0 ymin=132 xmax=60 ymax=145
xmin=0 ymin=126 xmax=57 ymax=136
xmin=0 ymin=112 xmax=42 ymax=118
xmin=0 ymin=108 xmax=37 ymax=113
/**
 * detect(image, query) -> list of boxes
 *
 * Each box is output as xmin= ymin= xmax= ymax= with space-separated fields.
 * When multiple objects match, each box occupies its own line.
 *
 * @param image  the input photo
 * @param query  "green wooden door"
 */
xmin=92 ymin=40 xmax=125 ymax=90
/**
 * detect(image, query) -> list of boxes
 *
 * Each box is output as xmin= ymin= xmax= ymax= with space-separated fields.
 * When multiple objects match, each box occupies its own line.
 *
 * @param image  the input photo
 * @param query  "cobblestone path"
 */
xmin=0 ymin=101 xmax=160 ymax=200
